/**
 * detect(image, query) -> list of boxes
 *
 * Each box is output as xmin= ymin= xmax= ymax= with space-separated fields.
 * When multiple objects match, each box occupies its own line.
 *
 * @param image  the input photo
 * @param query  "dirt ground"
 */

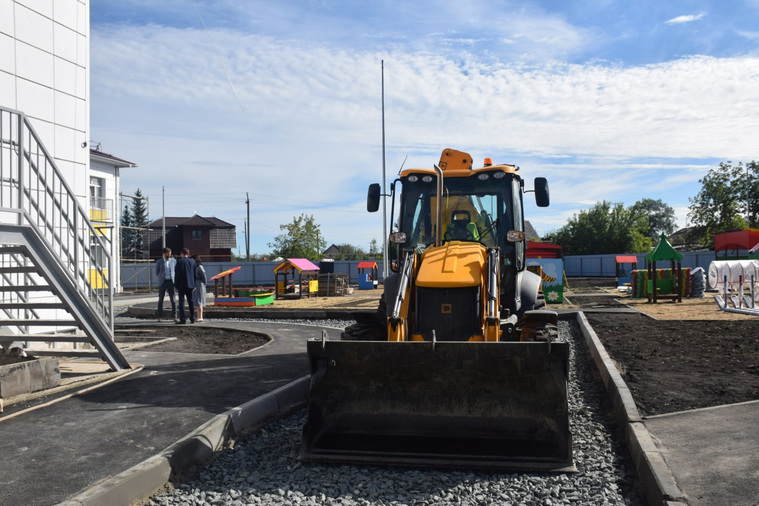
xmin=567 ymin=277 xmax=759 ymax=416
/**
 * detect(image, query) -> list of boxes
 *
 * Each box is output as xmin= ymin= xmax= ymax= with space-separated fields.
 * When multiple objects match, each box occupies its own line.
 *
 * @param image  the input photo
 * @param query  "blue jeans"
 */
xmin=157 ymin=279 xmax=176 ymax=319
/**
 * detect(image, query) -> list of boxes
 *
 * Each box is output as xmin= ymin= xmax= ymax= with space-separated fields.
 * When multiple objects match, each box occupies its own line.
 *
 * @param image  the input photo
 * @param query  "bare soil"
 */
xmin=567 ymin=277 xmax=759 ymax=416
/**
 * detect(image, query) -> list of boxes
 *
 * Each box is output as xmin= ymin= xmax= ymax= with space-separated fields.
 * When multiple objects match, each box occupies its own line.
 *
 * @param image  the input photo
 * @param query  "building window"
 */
xmin=192 ymin=229 xmax=202 ymax=240
xmin=90 ymin=176 xmax=105 ymax=209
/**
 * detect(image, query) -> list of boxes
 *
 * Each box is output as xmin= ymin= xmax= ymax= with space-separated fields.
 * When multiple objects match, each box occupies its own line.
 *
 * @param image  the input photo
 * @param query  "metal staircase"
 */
xmin=0 ymin=106 xmax=130 ymax=371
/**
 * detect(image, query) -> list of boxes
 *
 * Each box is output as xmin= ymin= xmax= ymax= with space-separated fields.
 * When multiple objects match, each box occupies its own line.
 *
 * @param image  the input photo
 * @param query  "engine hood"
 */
xmin=415 ymin=241 xmax=486 ymax=288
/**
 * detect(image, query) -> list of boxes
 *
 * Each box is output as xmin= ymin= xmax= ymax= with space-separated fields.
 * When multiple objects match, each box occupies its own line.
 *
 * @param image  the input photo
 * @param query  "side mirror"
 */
xmin=534 ymin=177 xmax=550 ymax=207
xmin=367 ymin=183 xmax=381 ymax=212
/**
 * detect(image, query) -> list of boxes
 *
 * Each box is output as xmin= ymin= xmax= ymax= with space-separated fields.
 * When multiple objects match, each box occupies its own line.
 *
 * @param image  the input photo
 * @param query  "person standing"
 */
xmin=155 ymin=247 xmax=177 ymax=322
xmin=192 ymin=255 xmax=207 ymax=322
xmin=174 ymin=248 xmax=196 ymax=324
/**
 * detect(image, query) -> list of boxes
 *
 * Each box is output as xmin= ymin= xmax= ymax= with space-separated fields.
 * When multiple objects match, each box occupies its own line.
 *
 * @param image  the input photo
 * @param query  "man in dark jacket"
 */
xmin=174 ymin=248 xmax=196 ymax=324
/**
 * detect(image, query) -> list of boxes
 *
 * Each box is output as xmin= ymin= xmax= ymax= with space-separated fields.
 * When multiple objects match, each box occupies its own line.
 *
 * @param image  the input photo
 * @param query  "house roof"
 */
xmin=90 ymin=148 xmax=136 ymax=168
xmin=524 ymin=220 xmax=540 ymax=240
xmin=147 ymin=214 xmax=235 ymax=229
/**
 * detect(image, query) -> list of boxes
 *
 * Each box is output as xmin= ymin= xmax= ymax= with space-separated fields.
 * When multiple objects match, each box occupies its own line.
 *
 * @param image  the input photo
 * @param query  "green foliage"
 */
xmin=688 ymin=161 xmax=754 ymax=246
xmin=330 ymin=243 xmax=367 ymax=261
xmin=548 ymin=201 xmax=652 ymax=255
xmin=120 ymin=189 xmax=149 ymax=259
xmin=629 ymin=198 xmax=677 ymax=239
xmin=268 ymin=214 xmax=325 ymax=260
xmin=368 ymin=238 xmax=382 ymax=259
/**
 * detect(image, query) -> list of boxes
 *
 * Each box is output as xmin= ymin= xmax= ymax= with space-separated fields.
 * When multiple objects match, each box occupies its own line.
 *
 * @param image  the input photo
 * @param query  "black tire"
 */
xmin=341 ymin=297 xmax=388 ymax=341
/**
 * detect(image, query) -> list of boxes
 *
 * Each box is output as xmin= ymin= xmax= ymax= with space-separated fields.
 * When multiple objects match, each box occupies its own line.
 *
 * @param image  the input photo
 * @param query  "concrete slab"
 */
xmin=644 ymin=400 xmax=759 ymax=506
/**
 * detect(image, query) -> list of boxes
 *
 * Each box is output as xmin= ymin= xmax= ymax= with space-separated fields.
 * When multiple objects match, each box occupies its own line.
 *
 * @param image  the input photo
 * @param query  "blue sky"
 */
xmin=90 ymin=1 xmax=759 ymax=256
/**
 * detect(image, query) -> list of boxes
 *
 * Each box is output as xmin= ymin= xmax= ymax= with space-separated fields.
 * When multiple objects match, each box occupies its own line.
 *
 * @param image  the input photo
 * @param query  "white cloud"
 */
xmin=91 ymin=21 xmax=759 ymax=252
xmin=665 ymin=13 xmax=705 ymax=25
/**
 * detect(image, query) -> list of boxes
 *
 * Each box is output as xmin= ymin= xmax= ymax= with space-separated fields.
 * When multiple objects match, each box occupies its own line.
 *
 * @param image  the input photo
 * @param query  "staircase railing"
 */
xmin=0 ymin=106 xmax=113 ymax=330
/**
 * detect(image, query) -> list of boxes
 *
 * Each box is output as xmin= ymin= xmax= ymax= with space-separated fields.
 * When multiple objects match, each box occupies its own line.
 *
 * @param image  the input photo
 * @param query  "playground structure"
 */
xmin=356 ymin=261 xmax=378 ymax=290
xmin=709 ymin=260 xmax=759 ymax=315
xmin=615 ymin=255 xmax=638 ymax=286
xmin=273 ymin=258 xmax=320 ymax=300
xmin=211 ymin=266 xmax=274 ymax=307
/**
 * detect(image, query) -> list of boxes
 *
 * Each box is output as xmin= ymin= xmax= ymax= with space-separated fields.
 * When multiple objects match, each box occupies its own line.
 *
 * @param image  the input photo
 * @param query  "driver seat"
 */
xmin=445 ymin=210 xmax=477 ymax=241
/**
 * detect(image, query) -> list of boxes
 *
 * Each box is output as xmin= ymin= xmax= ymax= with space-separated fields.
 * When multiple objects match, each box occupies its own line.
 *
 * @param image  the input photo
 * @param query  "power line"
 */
xmin=188 ymin=0 xmax=244 ymax=111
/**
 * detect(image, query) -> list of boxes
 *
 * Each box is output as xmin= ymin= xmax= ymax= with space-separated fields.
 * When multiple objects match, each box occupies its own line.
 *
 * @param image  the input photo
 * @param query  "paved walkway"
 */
xmin=0 ymin=320 xmax=341 ymax=506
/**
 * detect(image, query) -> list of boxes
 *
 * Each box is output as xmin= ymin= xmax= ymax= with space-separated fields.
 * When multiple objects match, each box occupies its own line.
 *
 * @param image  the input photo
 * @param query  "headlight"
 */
xmin=493 ymin=172 xmax=506 ymax=179
xmin=422 ymin=175 xmax=434 ymax=183
xmin=407 ymin=175 xmax=418 ymax=182
xmin=477 ymin=173 xmax=490 ymax=180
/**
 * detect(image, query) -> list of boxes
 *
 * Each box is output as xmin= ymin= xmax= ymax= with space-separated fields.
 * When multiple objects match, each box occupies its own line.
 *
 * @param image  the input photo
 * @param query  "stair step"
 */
xmin=0 ymin=266 xmax=38 ymax=274
xmin=0 ymin=285 xmax=52 ymax=292
xmin=0 ymin=302 xmax=67 ymax=310
xmin=24 ymin=349 xmax=102 ymax=358
xmin=3 ymin=319 xmax=79 ymax=326
xmin=11 ymin=334 xmax=91 ymax=342
xmin=0 ymin=246 xmax=28 ymax=256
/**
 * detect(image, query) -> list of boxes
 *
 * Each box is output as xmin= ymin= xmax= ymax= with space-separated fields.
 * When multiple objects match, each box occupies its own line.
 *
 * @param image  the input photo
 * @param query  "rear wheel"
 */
xmin=341 ymin=297 xmax=387 ymax=341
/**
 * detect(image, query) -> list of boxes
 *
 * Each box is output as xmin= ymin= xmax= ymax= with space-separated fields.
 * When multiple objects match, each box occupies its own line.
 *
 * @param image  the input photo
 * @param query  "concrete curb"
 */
xmin=60 ymin=374 xmax=311 ymax=506
xmin=576 ymin=312 xmax=688 ymax=506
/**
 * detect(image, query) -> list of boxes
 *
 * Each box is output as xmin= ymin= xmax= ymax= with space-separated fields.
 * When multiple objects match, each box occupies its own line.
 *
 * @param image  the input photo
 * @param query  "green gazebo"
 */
xmin=646 ymin=233 xmax=684 ymax=303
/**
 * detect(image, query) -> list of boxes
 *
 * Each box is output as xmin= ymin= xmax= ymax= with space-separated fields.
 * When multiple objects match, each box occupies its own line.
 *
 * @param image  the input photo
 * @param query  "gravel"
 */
xmin=148 ymin=319 xmax=645 ymax=505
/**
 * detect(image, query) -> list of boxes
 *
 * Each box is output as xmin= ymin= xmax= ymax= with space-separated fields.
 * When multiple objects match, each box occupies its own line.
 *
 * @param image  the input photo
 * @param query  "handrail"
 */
xmin=0 ymin=107 xmax=113 ymax=330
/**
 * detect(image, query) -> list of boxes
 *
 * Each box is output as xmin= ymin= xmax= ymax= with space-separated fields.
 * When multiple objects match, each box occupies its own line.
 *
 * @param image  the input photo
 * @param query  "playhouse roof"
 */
xmin=645 ymin=234 xmax=684 ymax=262
xmin=273 ymin=258 xmax=320 ymax=273
xmin=615 ymin=255 xmax=638 ymax=264
xmin=357 ymin=261 xmax=378 ymax=269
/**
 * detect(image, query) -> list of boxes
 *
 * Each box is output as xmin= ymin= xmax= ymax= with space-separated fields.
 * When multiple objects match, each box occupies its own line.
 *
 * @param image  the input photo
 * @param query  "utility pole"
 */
xmin=381 ymin=60 xmax=388 ymax=280
xmin=246 ymin=192 xmax=251 ymax=261
xmin=162 ymin=186 xmax=166 ymax=248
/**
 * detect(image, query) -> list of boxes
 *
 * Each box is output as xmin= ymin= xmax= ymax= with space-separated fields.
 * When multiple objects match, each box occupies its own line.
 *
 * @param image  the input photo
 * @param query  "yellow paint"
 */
xmin=88 ymin=268 xmax=108 ymax=289
xmin=416 ymin=242 xmax=485 ymax=288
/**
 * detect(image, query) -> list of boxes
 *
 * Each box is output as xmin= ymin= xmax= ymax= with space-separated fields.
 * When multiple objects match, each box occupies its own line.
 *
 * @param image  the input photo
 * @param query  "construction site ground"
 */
xmin=1 ymin=279 xmax=758 ymax=505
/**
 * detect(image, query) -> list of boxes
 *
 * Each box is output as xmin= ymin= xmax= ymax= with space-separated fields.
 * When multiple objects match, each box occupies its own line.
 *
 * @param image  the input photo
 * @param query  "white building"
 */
xmin=0 ymin=1 xmax=131 ymax=368
xmin=90 ymin=147 xmax=136 ymax=294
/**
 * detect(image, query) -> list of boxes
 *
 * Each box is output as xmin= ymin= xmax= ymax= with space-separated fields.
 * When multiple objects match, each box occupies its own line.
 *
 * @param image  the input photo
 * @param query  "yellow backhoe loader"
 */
xmin=300 ymin=149 xmax=571 ymax=471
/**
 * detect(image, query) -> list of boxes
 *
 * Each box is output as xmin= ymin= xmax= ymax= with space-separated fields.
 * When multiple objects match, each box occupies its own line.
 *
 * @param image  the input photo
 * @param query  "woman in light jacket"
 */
xmin=192 ymin=255 xmax=207 ymax=322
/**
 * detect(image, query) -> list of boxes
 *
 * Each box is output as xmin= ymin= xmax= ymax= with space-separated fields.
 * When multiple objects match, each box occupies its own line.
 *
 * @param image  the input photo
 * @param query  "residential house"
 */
xmin=90 ymin=147 xmax=136 ymax=293
xmin=146 ymin=214 xmax=237 ymax=261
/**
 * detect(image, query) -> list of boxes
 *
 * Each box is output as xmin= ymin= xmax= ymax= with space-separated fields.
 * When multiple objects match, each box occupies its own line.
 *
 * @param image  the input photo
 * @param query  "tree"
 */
xmin=688 ymin=161 xmax=750 ymax=246
xmin=120 ymin=203 xmax=134 ymax=259
xmin=120 ymin=189 xmax=149 ymax=259
xmin=629 ymin=198 xmax=677 ymax=240
xmin=268 ymin=214 xmax=325 ymax=260
xmin=329 ymin=243 xmax=368 ymax=260
xmin=368 ymin=238 xmax=382 ymax=259
xmin=130 ymin=189 xmax=149 ymax=257
xmin=548 ymin=201 xmax=651 ymax=255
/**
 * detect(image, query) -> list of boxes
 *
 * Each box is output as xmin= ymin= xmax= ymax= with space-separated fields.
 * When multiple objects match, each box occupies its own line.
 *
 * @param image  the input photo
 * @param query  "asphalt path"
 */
xmin=0 ymin=321 xmax=341 ymax=506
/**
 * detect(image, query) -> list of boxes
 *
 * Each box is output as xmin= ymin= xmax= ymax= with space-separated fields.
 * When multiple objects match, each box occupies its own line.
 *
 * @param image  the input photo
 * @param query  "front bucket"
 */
xmin=300 ymin=339 xmax=572 ymax=471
